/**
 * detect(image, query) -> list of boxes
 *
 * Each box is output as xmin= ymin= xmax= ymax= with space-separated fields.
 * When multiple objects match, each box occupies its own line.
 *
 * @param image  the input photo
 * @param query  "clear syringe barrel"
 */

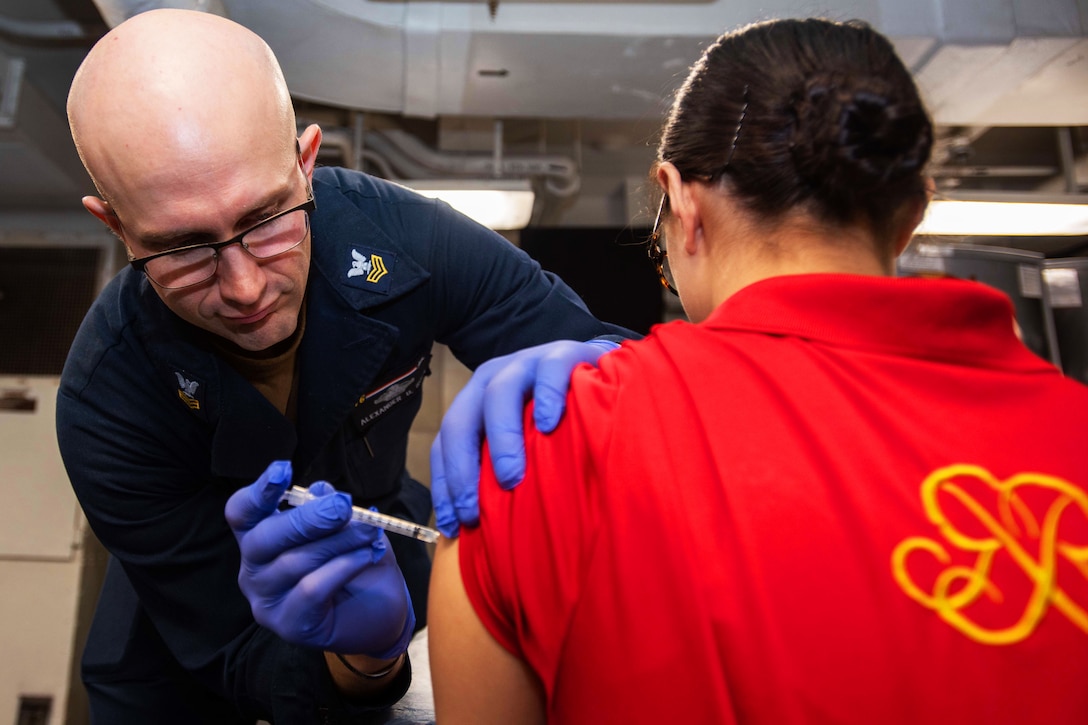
xmin=280 ymin=485 xmax=440 ymax=544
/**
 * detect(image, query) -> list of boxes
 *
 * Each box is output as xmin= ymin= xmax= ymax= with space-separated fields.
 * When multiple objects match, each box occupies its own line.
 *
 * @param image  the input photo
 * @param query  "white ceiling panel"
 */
xmin=978 ymin=38 xmax=1088 ymax=125
xmin=915 ymin=37 xmax=1085 ymax=126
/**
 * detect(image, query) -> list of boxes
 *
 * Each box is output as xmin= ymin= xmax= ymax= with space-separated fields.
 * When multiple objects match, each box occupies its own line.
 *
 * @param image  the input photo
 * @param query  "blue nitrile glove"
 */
xmin=430 ymin=338 xmax=620 ymax=538
xmin=225 ymin=460 xmax=414 ymax=658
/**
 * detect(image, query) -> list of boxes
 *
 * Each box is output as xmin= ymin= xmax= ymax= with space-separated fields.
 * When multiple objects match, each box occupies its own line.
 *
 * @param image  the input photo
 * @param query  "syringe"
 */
xmin=279 ymin=485 xmax=440 ymax=544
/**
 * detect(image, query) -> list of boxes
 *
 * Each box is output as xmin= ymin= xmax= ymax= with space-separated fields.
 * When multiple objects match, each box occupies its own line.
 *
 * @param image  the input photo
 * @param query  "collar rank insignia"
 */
xmin=174 ymin=371 xmax=201 ymax=410
xmin=348 ymin=248 xmax=389 ymax=284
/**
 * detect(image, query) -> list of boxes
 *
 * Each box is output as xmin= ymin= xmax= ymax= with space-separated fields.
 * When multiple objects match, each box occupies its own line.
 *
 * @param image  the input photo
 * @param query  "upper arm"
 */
xmin=428 ymin=365 xmax=621 ymax=722
xmin=428 ymin=537 xmax=545 ymax=725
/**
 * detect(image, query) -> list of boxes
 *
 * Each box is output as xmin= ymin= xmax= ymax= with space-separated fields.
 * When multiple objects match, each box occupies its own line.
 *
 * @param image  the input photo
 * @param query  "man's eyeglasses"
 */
xmin=647 ymin=194 xmax=678 ymax=297
xmin=128 ymin=188 xmax=316 ymax=290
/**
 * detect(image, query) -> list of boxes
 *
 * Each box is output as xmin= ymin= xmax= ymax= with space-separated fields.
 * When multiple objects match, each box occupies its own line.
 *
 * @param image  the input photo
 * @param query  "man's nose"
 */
xmin=215 ymin=244 xmax=266 ymax=304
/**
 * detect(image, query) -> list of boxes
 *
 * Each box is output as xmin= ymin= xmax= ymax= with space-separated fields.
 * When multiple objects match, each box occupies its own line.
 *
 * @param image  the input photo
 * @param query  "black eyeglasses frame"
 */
xmin=127 ymin=190 xmax=316 ymax=290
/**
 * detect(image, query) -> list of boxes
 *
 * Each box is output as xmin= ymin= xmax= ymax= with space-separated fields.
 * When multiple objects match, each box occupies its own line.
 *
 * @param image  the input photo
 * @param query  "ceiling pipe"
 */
xmin=376 ymin=128 xmax=581 ymax=197
xmin=352 ymin=112 xmax=366 ymax=175
xmin=1056 ymin=127 xmax=1078 ymax=193
xmin=357 ymin=132 xmax=439 ymax=181
xmin=91 ymin=0 xmax=227 ymax=28
xmin=318 ymin=123 xmax=582 ymax=199
xmin=931 ymin=166 xmax=1059 ymax=179
xmin=314 ymin=125 xmax=398 ymax=179
xmin=0 ymin=14 xmax=103 ymax=42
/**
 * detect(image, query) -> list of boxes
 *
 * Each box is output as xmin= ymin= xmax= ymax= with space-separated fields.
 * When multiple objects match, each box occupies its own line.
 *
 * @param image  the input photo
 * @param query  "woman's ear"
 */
xmin=671 ymin=179 xmax=706 ymax=256
xmin=655 ymin=161 xmax=681 ymax=200
xmin=891 ymin=176 xmax=936 ymax=257
xmin=893 ymin=194 xmax=928 ymax=258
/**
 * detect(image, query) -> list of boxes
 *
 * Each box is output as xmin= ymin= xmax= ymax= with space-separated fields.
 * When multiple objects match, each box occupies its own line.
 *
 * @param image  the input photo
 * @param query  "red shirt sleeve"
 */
xmin=458 ymin=361 xmax=617 ymax=691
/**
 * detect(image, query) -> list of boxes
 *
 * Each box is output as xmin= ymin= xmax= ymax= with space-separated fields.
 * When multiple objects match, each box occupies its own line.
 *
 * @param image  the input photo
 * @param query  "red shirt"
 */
xmin=459 ymin=274 xmax=1088 ymax=724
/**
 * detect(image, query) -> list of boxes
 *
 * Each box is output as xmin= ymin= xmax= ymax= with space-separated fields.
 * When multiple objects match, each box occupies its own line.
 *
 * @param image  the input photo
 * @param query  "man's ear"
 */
xmin=82 ymin=196 xmax=123 ymax=238
xmin=298 ymin=124 xmax=322 ymax=179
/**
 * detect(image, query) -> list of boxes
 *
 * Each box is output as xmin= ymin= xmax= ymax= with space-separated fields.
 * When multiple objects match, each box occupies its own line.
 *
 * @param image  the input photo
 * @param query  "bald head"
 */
xmin=68 ymin=9 xmax=297 ymax=208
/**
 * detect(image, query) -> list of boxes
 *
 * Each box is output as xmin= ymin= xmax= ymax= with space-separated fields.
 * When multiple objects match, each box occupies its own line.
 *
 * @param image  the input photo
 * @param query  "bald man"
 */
xmin=58 ymin=9 xmax=631 ymax=723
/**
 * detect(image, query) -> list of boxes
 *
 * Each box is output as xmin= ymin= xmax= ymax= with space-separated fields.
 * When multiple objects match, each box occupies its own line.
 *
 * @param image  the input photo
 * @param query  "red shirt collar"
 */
xmin=704 ymin=274 xmax=1052 ymax=372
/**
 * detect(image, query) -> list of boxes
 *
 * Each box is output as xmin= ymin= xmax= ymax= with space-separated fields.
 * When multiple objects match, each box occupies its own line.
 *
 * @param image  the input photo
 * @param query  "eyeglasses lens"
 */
xmin=656 ymin=234 xmax=676 ymax=293
xmin=143 ymin=208 xmax=310 ymax=289
xmin=243 ymin=210 xmax=310 ymax=257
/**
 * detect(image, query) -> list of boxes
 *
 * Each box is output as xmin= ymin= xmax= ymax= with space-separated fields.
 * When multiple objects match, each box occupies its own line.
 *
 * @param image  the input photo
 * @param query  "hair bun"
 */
xmin=789 ymin=72 xmax=931 ymax=192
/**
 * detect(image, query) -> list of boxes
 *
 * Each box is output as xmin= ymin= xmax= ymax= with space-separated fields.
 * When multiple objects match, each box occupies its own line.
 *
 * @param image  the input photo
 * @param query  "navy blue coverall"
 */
xmin=57 ymin=167 xmax=632 ymax=724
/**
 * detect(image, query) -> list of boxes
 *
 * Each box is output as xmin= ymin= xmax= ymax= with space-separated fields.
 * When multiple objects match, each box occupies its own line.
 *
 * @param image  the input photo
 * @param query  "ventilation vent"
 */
xmin=16 ymin=696 xmax=51 ymax=725
xmin=0 ymin=247 xmax=101 ymax=375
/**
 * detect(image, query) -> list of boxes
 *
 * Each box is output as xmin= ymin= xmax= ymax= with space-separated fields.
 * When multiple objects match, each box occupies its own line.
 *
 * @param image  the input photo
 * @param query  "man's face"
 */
xmin=115 ymin=143 xmax=312 ymax=352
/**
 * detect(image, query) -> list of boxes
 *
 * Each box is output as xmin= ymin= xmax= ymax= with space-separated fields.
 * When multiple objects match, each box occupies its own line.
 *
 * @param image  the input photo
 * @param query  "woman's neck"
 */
xmin=709 ymin=216 xmax=893 ymax=305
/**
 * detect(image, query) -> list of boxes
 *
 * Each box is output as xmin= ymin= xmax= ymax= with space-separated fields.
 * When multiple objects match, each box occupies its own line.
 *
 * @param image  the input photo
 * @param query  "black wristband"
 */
xmin=335 ymin=651 xmax=404 ymax=679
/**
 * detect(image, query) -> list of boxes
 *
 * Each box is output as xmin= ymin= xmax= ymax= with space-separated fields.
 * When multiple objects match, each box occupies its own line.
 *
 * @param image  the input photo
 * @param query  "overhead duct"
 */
xmin=0 ymin=52 xmax=96 ymax=207
xmin=90 ymin=0 xmax=1088 ymax=126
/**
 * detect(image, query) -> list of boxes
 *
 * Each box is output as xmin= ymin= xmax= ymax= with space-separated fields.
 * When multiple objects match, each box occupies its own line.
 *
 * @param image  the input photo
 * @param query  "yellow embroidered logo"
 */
xmin=366 ymin=254 xmax=388 ymax=284
xmin=892 ymin=464 xmax=1088 ymax=644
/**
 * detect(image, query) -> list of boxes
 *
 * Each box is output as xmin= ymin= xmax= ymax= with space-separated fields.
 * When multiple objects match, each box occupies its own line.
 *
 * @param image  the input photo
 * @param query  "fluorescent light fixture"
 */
xmin=915 ymin=192 xmax=1088 ymax=236
xmin=402 ymin=179 xmax=535 ymax=230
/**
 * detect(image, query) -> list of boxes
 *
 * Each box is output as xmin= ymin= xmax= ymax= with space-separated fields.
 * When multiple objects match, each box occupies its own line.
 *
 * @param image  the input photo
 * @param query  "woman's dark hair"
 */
xmin=658 ymin=18 xmax=933 ymax=243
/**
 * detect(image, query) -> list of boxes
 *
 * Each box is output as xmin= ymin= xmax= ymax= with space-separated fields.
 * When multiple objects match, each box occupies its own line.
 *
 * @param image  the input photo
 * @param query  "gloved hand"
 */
xmin=225 ymin=460 xmax=414 ymax=658
xmin=430 ymin=338 xmax=620 ymax=538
